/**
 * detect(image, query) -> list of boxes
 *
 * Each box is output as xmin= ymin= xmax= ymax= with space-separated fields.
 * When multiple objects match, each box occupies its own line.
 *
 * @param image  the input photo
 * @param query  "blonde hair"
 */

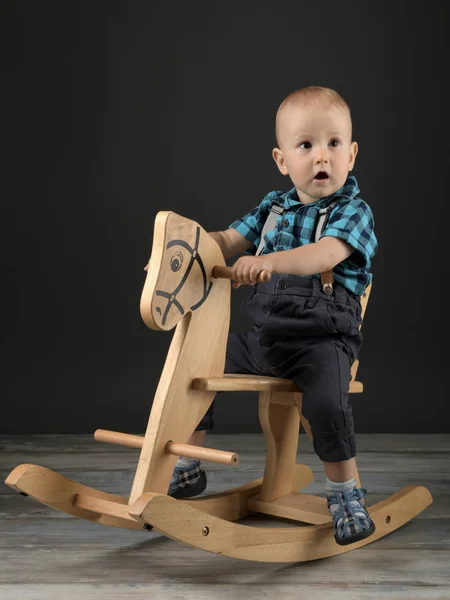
xmin=275 ymin=85 xmax=352 ymax=146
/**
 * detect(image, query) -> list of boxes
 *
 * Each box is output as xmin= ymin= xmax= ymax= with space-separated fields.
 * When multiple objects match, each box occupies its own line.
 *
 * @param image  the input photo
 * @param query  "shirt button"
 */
xmin=277 ymin=281 xmax=287 ymax=290
xmin=282 ymin=219 xmax=289 ymax=227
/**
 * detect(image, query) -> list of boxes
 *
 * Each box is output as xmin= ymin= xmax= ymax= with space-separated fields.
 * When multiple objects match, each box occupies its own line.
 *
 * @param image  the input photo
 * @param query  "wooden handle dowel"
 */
xmin=94 ymin=429 xmax=144 ymax=449
xmin=165 ymin=441 xmax=239 ymax=466
xmin=212 ymin=265 xmax=272 ymax=283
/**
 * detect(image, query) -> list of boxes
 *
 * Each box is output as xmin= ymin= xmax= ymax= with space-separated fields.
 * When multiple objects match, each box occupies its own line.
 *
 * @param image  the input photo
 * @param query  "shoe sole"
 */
xmin=334 ymin=523 xmax=376 ymax=546
xmin=169 ymin=472 xmax=207 ymax=499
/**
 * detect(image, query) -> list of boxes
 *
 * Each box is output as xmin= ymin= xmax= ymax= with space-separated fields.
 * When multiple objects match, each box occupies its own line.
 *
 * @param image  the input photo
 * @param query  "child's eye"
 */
xmin=329 ymin=139 xmax=340 ymax=147
xmin=299 ymin=141 xmax=312 ymax=149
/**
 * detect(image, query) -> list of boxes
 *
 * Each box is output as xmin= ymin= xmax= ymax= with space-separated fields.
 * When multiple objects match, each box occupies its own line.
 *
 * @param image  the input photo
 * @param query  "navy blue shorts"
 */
xmin=195 ymin=275 xmax=363 ymax=462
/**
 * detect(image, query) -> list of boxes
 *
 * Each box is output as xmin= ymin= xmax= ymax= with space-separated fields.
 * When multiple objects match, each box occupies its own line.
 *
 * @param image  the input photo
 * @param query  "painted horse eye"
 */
xmin=170 ymin=251 xmax=183 ymax=272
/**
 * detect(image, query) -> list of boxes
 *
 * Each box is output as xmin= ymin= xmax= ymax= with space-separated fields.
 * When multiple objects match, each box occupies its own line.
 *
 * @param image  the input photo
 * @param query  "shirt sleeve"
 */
xmin=228 ymin=191 xmax=282 ymax=253
xmin=320 ymin=198 xmax=378 ymax=266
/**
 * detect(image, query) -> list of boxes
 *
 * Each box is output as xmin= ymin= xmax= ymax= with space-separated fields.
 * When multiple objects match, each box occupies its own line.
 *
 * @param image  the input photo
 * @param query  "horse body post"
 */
xmin=130 ymin=212 xmax=231 ymax=504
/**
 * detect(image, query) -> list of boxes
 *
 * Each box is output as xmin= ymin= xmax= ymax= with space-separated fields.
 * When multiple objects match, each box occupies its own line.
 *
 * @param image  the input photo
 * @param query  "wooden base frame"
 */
xmin=6 ymin=459 xmax=432 ymax=563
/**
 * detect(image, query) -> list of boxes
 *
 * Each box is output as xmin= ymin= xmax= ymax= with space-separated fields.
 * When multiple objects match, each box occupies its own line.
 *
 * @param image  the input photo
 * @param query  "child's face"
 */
xmin=272 ymin=103 xmax=358 ymax=204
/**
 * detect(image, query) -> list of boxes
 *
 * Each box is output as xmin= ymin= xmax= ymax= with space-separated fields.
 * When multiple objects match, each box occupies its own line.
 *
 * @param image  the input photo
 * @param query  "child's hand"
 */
xmin=230 ymin=256 xmax=274 ymax=288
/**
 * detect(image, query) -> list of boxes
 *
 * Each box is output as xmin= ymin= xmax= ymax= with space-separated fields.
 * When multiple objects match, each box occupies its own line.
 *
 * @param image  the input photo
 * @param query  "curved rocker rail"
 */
xmin=5 ymin=464 xmax=144 ymax=530
xmin=129 ymin=484 xmax=433 ymax=563
xmin=6 ymin=464 xmax=433 ymax=562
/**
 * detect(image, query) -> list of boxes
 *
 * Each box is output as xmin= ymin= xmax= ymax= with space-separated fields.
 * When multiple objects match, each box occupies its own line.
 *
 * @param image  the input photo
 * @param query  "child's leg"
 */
xmin=270 ymin=337 xmax=375 ymax=545
xmin=187 ymin=429 xmax=207 ymax=447
xmin=169 ymin=331 xmax=269 ymax=497
xmin=323 ymin=457 xmax=356 ymax=482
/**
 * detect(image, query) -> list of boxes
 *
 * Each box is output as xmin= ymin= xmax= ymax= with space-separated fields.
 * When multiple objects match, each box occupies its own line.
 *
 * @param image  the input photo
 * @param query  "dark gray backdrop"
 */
xmin=2 ymin=1 xmax=449 ymax=434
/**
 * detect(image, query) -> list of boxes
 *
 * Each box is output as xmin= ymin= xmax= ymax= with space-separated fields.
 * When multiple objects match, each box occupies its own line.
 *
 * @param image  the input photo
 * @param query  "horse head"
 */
xmin=141 ymin=211 xmax=223 ymax=331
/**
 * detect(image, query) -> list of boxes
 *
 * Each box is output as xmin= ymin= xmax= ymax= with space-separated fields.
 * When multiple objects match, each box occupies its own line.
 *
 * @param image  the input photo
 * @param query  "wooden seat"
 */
xmin=192 ymin=373 xmax=363 ymax=394
xmin=5 ymin=210 xmax=433 ymax=563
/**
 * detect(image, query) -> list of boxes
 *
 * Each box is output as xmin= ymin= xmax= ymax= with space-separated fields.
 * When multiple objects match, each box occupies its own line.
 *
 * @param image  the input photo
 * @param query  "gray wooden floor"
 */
xmin=1 ymin=433 xmax=449 ymax=600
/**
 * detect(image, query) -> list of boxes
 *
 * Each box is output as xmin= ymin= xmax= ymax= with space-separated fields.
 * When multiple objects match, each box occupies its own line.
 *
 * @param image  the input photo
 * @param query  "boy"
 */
xmin=167 ymin=86 xmax=378 ymax=545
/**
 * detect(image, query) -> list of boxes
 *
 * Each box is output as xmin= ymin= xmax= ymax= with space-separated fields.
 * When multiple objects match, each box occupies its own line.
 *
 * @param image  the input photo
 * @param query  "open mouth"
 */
xmin=314 ymin=171 xmax=329 ymax=180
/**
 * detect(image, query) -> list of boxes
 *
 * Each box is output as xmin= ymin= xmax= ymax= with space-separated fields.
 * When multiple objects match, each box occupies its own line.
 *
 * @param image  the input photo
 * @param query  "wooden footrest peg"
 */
xmin=165 ymin=442 xmax=239 ymax=466
xmin=94 ymin=429 xmax=239 ymax=465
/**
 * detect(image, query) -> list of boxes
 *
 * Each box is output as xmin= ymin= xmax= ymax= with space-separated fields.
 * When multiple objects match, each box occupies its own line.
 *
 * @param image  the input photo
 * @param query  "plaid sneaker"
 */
xmin=326 ymin=487 xmax=376 ymax=546
xmin=168 ymin=459 xmax=207 ymax=499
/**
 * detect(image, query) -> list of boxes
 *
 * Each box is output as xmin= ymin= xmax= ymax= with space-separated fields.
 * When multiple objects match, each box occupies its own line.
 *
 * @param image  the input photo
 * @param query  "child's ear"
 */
xmin=348 ymin=141 xmax=359 ymax=171
xmin=272 ymin=147 xmax=289 ymax=175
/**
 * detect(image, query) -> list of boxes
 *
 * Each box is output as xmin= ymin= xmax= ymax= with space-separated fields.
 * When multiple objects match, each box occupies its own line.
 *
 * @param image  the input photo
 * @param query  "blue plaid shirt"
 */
xmin=228 ymin=175 xmax=377 ymax=297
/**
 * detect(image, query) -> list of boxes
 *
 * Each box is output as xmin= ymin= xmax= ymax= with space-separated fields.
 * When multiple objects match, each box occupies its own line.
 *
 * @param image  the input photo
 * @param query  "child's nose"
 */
xmin=315 ymin=146 xmax=328 ymax=163
xmin=315 ymin=148 xmax=329 ymax=163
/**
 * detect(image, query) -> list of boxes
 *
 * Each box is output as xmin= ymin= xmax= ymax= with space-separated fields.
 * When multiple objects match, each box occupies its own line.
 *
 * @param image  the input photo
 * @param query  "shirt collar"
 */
xmin=280 ymin=175 xmax=360 ymax=209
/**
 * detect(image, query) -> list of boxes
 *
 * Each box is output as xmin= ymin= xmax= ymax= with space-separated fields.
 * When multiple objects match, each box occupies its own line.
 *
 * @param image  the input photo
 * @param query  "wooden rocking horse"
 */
xmin=6 ymin=211 xmax=432 ymax=562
